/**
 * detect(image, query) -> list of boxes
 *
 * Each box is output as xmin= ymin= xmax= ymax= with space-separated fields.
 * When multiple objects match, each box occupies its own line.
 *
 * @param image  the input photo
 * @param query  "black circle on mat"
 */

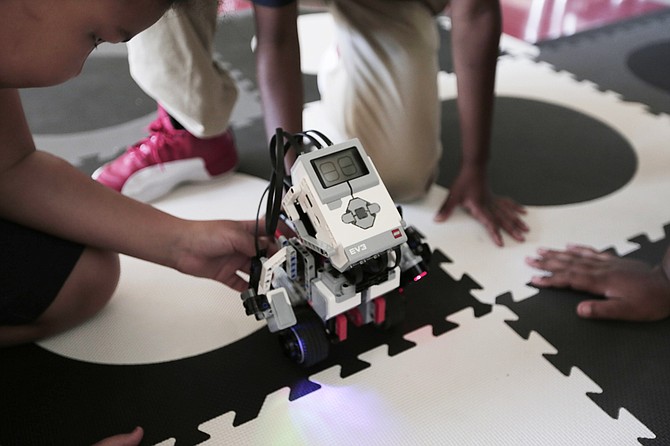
xmin=627 ymin=39 xmax=670 ymax=93
xmin=438 ymin=97 xmax=637 ymax=206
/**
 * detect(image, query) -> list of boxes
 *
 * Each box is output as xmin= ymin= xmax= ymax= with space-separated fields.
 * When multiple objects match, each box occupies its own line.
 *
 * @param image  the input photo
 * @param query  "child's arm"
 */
xmin=434 ymin=0 xmax=528 ymax=246
xmin=0 ymin=88 xmax=264 ymax=291
xmin=253 ymin=2 xmax=302 ymax=139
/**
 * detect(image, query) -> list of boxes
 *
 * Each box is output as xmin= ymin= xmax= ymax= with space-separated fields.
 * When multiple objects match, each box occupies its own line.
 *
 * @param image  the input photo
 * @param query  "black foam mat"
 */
xmin=498 ymin=225 xmax=670 ymax=445
xmin=4 ymin=8 xmax=670 ymax=446
xmin=0 ymin=250 xmax=489 ymax=445
xmin=537 ymin=9 xmax=670 ymax=116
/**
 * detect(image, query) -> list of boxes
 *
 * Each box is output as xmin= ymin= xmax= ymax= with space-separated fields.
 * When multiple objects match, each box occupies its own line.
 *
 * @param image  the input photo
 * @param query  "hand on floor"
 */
xmin=435 ymin=171 xmax=528 ymax=246
xmin=526 ymin=245 xmax=670 ymax=321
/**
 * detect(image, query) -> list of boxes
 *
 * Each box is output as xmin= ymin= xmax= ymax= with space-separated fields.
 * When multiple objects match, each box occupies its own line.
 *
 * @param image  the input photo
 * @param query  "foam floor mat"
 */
xmin=3 ymin=9 xmax=670 ymax=446
xmin=536 ymin=9 xmax=670 ymax=116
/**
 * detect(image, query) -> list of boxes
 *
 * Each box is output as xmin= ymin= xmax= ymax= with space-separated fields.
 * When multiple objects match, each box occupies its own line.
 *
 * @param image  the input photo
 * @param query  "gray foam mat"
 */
xmin=537 ymin=9 xmax=670 ymax=116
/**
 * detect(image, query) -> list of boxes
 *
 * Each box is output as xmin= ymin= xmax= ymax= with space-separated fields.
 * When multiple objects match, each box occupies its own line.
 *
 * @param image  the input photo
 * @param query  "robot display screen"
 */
xmin=311 ymin=147 xmax=369 ymax=189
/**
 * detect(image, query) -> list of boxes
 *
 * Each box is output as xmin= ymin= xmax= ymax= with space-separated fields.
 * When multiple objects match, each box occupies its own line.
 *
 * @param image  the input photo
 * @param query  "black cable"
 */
xmin=301 ymin=129 xmax=333 ymax=146
xmin=248 ymin=128 xmax=334 ymax=293
xmin=265 ymin=128 xmax=285 ymax=238
xmin=254 ymin=185 xmax=270 ymax=255
xmin=255 ymin=127 xmax=335 ymax=256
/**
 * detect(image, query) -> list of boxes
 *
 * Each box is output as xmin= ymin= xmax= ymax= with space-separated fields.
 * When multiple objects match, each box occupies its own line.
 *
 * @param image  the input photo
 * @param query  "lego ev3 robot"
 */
xmin=241 ymin=130 xmax=431 ymax=367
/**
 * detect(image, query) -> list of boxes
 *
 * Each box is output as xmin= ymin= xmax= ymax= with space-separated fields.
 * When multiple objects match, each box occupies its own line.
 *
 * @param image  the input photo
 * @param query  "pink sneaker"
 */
xmin=93 ymin=106 xmax=238 ymax=202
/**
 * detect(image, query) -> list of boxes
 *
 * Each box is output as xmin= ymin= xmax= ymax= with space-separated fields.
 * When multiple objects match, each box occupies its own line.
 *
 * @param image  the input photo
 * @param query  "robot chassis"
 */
xmin=242 ymin=131 xmax=431 ymax=367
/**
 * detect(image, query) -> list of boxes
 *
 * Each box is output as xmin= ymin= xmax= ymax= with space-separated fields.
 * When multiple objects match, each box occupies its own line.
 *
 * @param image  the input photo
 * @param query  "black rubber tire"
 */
xmin=278 ymin=307 xmax=330 ymax=367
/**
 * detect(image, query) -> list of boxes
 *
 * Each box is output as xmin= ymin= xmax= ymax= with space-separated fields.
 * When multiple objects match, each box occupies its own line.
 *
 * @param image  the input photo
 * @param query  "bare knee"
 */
xmin=61 ymin=247 xmax=120 ymax=318
xmin=0 ymin=248 xmax=120 ymax=345
xmin=41 ymin=247 xmax=120 ymax=334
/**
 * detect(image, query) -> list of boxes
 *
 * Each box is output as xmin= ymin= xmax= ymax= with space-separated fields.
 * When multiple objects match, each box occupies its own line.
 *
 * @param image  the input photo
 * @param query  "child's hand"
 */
xmin=526 ymin=245 xmax=670 ymax=321
xmin=173 ymin=219 xmax=274 ymax=292
xmin=435 ymin=169 xmax=528 ymax=246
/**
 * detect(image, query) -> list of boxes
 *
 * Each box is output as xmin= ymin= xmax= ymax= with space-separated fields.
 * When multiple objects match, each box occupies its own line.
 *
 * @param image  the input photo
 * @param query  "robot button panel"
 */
xmin=341 ymin=197 xmax=381 ymax=230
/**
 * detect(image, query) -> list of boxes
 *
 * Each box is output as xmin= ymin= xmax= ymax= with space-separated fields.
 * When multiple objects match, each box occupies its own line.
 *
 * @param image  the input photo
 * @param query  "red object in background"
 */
xmin=219 ymin=0 xmax=252 ymax=15
xmin=219 ymin=0 xmax=669 ymax=44
xmin=501 ymin=0 xmax=669 ymax=43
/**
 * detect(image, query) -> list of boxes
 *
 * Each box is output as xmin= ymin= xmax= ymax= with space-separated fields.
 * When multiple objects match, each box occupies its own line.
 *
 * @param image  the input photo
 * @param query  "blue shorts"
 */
xmin=0 ymin=218 xmax=84 ymax=325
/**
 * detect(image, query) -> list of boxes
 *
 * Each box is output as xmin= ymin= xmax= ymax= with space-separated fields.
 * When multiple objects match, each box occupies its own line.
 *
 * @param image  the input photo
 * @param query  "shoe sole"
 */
xmin=95 ymin=158 xmax=237 ymax=203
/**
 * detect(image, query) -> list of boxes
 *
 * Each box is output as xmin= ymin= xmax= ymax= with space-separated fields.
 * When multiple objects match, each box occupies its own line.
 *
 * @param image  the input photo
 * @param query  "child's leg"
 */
xmin=127 ymin=0 xmax=238 ymax=138
xmin=320 ymin=0 xmax=443 ymax=202
xmin=0 ymin=220 xmax=119 ymax=346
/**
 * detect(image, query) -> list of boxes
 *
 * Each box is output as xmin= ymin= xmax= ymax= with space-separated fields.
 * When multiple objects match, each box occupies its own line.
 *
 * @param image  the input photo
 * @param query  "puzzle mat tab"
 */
xmin=499 ymin=226 xmax=670 ymax=445
xmin=2 ymin=230 xmax=495 ymax=445
xmin=17 ymin=171 xmax=653 ymax=445
xmin=158 ymin=306 xmax=652 ymax=445
xmin=537 ymin=9 xmax=670 ymax=116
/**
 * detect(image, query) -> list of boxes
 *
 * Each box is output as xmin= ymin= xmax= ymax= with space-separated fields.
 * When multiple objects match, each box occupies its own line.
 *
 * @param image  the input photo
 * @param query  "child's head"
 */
xmin=0 ymin=0 xmax=186 ymax=88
